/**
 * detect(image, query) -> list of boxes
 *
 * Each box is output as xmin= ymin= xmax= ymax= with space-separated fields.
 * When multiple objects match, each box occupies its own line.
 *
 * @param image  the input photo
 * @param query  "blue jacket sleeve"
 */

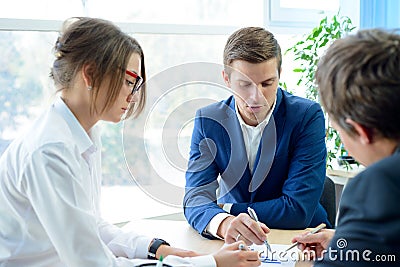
xmin=183 ymin=109 xmax=227 ymax=238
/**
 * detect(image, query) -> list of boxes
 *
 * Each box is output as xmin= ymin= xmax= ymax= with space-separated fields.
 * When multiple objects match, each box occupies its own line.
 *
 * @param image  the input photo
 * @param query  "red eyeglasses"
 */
xmin=125 ymin=70 xmax=143 ymax=94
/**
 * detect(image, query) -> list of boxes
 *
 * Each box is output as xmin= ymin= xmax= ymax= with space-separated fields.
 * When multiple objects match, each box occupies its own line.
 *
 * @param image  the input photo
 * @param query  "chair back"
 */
xmin=320 ymin=176 xmax=336 ymax=228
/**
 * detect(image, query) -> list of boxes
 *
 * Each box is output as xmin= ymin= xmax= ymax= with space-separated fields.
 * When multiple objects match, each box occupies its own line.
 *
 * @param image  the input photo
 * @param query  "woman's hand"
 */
xmin=291 ymin=229 xmax=335 ymax=259
xmin=213 ymin=241 xmax=261 ymax=267
xmin=156 ymin=245 xmax=200 ymax=259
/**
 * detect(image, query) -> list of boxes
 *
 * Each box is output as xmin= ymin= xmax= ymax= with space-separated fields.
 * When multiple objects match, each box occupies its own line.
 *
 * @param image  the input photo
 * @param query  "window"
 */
xmin=100 ymin=34 xmax=230 ymax=221
xmin=88 ymin=0 xmax=264 ymax=26
xmin=268 ymin=0 xmax=359 ymax=29
xmin=0 ymin=31 xmax=56 ymax=152
xmin=0 ymin=0 xmax=84 ymax=20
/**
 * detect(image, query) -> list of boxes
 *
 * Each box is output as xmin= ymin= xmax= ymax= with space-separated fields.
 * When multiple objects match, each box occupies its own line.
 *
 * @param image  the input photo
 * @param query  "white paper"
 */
xmin=249 ymin=244 xmax=298 ymax=267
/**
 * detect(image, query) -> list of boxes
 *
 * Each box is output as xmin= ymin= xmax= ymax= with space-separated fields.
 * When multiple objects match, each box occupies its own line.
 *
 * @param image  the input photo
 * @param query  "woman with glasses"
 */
xmin=0 ymin=17 xmax=260 ymax=267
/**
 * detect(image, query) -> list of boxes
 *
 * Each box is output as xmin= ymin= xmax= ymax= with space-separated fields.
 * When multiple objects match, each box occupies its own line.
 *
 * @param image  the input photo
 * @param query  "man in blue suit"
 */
xmin=184 ymin=27 xmax=330 ymax=245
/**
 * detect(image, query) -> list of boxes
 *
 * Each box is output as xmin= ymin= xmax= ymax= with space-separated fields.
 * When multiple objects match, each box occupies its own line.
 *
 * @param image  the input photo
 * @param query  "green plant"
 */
xmin=285 ymin=13 xmax=356 ymax=169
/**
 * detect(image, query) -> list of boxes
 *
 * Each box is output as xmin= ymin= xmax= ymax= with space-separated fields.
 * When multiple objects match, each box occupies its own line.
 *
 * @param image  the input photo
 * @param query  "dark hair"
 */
xmin=316 ymin=28 xmax=400 ymax=140
xmin=50 ymin=17 xmax=146 ymax=118
xmin=223 ymin=27 xmax=282 ymax=76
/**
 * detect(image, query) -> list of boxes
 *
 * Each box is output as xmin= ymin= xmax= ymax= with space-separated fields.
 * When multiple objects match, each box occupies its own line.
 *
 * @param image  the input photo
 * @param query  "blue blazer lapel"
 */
xmin=218 ymin=98 xmax=251 ymax=200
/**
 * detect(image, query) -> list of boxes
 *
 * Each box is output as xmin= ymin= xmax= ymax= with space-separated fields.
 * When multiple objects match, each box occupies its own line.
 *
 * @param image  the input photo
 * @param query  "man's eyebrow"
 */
xmin=237 ymin=78 xmax=252 ymax=82
xmin=236 ymin=76 xmax=277 ymax=83
xmin=262 ymin=77 xmax=278 ymax=83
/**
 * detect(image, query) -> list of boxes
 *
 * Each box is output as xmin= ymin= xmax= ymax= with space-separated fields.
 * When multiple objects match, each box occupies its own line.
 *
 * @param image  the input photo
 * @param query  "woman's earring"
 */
xmin=87 ymin=86 xmax=93 ymax=91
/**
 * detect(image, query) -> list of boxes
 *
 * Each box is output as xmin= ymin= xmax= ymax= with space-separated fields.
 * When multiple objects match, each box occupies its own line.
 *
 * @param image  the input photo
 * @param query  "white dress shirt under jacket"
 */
xmin=0 ymin=97 xmax=214 ymax=267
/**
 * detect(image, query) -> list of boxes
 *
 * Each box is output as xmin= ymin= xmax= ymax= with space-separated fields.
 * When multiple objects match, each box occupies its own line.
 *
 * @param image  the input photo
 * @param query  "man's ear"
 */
xmin=345 ymin=118 xmax=373 ymax=144
xmin=82 ymin=63 xmax=95 ymax=87
xmin=222 ymin=70 xmax=231 ymax=88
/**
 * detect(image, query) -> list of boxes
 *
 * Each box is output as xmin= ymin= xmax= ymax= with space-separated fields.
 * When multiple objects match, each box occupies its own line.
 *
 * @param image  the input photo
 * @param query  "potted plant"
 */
xmin=285 ymin=13 xmax=356 ymax=169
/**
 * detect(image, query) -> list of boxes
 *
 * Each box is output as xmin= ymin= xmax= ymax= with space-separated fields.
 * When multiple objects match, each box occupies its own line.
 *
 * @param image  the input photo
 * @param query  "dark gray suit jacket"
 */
xmin=315 ymin=147 xmax=400 ymax=266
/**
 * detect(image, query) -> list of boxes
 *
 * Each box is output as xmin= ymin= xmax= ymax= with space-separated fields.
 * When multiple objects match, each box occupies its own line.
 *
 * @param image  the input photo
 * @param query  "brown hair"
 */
xmin=223 ymin=27 xmax=282 ymax=76
xmin=316 ymin=29 xmax=400 ymax=140
xmin=50 ymin=17 xmax=146 ymax=118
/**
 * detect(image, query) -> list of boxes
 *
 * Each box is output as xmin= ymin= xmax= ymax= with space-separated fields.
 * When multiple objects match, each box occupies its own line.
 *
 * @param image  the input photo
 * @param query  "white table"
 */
xmin=122 ymin=219 xmax=313 ymax=266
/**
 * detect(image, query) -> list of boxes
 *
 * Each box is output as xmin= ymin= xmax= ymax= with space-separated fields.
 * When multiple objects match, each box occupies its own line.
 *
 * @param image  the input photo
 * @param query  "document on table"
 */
xmin=250 ymin=244 xmax=298 ymax=266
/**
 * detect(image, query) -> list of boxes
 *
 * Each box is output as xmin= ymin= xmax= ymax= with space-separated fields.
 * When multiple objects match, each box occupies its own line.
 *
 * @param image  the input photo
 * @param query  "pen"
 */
xmin=247 ymin=207 xmax=272 ymax=253
xmin=156 ymin=255 xmax=163 ymax=267
xmin=285 ymin=223 xmax=326 ymax=252
xmin=238 ymin=243 xmax=247 ymax=251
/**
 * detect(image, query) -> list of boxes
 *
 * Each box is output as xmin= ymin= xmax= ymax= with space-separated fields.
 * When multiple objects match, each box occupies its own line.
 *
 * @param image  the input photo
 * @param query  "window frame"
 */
xmin=266 ymin=0 xmax=360 ymax=30
xmin=0 ymin=0 xmax=360 ymax=35
xmin=0 ymin=18 xmax=239 ymax=35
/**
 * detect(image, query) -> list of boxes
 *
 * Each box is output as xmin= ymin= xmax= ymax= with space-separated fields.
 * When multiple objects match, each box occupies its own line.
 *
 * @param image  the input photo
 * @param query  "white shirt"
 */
xmin=0 ymin=97 xmax=215 ymax=267
xmin=205 ymin=99 xmax=276 ymax=238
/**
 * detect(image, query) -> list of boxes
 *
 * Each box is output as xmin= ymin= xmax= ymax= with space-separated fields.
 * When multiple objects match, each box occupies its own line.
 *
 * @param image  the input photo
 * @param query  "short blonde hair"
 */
xmin=223 ymin=27 xmax=282 ymax=76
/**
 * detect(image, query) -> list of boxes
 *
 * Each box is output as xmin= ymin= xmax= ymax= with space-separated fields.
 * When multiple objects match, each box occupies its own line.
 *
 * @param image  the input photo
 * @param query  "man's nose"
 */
xmin=247 ymin=84 xmax=263 ymax=100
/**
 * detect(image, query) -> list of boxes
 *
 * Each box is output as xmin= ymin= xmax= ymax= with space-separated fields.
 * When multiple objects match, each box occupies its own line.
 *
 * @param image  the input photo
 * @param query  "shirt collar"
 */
xmin=53 ymin=96 xmax=97 ymax=155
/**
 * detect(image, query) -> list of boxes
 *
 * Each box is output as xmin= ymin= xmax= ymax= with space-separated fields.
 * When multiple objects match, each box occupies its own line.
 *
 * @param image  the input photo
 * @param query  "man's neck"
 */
xmin=365 ymin=139 xmax=399 ymax=166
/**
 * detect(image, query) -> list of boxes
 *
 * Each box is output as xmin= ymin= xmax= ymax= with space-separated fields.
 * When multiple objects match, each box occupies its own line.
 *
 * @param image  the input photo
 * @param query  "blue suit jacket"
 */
xmin=184 ymin=88 xmax=329 ymax=237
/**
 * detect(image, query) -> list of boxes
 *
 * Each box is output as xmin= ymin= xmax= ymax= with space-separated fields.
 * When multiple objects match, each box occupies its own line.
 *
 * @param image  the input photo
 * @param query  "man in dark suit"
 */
xmin=184 ymin=27 xmax=330 ymax=245
xmin=292 ymin=29 xmax=400 ymax=266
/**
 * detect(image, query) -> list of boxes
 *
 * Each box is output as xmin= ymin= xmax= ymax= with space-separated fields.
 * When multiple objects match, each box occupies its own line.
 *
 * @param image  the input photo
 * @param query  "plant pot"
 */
xmin=337 ymin=155 xmax=357 ymax=166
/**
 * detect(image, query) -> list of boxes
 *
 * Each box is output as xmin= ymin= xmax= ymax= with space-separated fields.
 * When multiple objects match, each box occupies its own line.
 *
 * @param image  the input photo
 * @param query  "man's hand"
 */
xmin=217 ymin=213 xmax=270 ymax=245
xmin=291 ymin=229 xmax=335 ymax=259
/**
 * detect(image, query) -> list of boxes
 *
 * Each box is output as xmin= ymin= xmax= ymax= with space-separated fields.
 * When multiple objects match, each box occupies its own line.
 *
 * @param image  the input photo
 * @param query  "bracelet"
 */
xmin=147 ymin=238 xmax=170 ymax=259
